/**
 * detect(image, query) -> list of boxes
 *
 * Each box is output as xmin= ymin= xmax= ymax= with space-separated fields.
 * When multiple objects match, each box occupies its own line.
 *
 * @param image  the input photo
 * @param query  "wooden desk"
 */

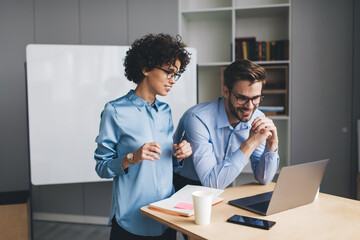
xmin=141 ymin=183 xmax=360 ymax=240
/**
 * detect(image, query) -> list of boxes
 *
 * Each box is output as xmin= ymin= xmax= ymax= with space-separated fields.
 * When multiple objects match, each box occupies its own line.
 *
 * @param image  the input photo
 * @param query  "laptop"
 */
xmin=228 ymin=159 xmax=329 ymax=216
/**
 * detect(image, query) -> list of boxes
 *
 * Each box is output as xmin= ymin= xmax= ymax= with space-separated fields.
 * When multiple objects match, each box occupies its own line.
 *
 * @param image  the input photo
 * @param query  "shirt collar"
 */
xmin=217 ymin=97 xmax=251 ymax=130
xmin=126 ymin=90 xmax=159 ymax=112
xmin=217 ymin=97 xmax=230 ymax=129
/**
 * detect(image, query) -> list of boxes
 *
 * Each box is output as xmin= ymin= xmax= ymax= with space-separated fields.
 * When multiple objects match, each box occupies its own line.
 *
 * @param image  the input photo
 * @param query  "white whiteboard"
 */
xmin=26 ymin=44 xmax=197 ymax=185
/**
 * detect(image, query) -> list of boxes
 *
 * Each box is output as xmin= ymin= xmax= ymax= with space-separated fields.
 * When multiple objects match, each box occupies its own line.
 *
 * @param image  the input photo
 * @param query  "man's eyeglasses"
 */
xmin=230 ymin=89 xmax=264 ymax=106
xmin=155 ymin=67 xmax=181 ymax=81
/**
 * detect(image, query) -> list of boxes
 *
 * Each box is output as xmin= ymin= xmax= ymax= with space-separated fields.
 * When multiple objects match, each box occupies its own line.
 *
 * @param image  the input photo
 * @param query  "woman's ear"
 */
xmin=142 ymin=69 xmax=149 ymax=77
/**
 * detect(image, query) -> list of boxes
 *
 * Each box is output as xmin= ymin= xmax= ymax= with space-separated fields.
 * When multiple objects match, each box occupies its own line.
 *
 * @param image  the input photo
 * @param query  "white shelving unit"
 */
xmin=179 ymin=0 xmax=291 ymax=173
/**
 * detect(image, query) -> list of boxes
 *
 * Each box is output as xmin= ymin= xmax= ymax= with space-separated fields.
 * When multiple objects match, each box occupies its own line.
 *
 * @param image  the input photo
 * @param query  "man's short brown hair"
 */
xmin=223 ymin=59 xmax=266 ymax=90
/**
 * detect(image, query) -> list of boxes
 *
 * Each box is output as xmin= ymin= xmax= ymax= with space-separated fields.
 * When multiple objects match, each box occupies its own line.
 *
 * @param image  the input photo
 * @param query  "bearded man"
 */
xmin=173 ymin=59 xmax=279 ymax=190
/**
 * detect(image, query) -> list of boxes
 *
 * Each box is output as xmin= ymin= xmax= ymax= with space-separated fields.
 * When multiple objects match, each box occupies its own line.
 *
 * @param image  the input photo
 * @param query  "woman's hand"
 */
xmin=133 ymin=142 xmax=162 ymax=163
xmin=122 ymin=142 xmax=162 ymax=169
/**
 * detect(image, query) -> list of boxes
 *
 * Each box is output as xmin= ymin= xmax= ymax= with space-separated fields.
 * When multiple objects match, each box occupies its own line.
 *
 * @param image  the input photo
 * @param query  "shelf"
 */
xmin=268 ymin=116 xmax=290 ymax=120
xmin=181 ymin=10 xmax=232 ymax=63
xmin=182 ymin=9 xmax=232 ymax=21
xmin=179 ymin=0 xmax=291 ymax=167
xmin=263 ymin=89 xmax=287 ymax=94
xmin=180 ymin=0 xmax=289 ymax=12
xmin=181 ymin=7 xmax=232 ymax=15
xmin=256 ymin=60 xmax=290 ymax=65
xmin=198 ymin=62 xmax=232 ymax=67
xmin=179 ymin=0 xmax=232 ymax=12
xmin=235 ymin=11 xmax=289 ymax=41
xmin=261 ymin=64 xmax=289 ymax=116
xmin=235 ymin=5 xmax=289 ymax=17
xmin=198 ymin=61 xmax=289 ymax=67
xmin=234 ymin=4 xmax=290 ymax=10
xmin=233 ymin=0 xmax=290 ymax=9
xmin=265 ymin=114 xmax=289 ymax=118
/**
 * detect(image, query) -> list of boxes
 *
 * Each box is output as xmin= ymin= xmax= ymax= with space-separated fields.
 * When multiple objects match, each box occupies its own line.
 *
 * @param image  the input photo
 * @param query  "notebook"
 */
xmin=229 ymin=159 xmax=329 ymax=216
xmin=149 ymin=185 xmax=224 ymax=217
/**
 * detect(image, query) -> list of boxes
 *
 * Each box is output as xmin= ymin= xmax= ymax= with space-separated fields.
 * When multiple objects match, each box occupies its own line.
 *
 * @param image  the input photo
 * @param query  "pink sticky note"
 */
xmin=174 ymin=202 xmax=194 ymax=210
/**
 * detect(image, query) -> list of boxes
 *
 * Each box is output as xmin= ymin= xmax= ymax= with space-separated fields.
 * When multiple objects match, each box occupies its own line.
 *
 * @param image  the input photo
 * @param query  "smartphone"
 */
xmin=227 ymin=214 xmax=276 ymax=230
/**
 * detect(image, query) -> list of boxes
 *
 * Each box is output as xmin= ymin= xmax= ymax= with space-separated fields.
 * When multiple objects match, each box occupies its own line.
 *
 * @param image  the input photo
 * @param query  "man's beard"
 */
xmin=228 ymin=99 xmax=255 ymax=122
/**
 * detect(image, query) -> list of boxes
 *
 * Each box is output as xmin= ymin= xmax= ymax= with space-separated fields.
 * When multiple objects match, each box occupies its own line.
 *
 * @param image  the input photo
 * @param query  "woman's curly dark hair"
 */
xmin=124 ymin=33 xmax=191 ymax=84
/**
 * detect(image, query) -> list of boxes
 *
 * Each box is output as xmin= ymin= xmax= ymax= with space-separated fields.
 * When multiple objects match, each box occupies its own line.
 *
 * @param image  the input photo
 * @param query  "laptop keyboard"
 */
xmin=247 ymin=200 xmax=270 ymax=213
xmin=243 ymin=191 xmax=273 ymax=204
xmin=228 ymin=191 xmax=273 ymax=214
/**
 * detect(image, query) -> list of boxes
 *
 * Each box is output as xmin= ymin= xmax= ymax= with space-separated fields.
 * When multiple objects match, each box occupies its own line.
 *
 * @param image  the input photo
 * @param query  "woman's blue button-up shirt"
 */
xmin=94 ymin=90 xmax=180 ymax=236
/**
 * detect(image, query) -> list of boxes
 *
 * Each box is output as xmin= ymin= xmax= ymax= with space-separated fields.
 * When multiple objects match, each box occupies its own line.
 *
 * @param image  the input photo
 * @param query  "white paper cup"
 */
xmin=192 ymin=190 xmax=213 ymax=225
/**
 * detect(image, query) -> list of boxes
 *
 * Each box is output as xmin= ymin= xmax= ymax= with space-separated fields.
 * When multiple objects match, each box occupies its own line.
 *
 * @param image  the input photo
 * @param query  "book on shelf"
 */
xmin=266 ymin=41 xmax=271 ymax=61
xmin=148 ymin=185 xmax=224 ymax=217
xmin=235 ymin=37 xmax=257 ymax=61
xmin=235 ymin=37 xmax=289 ymax=61
xmin=270 ymin=41 xmax=276 ymax=61
xmin=262 ymin=41 xmax=266 ymax=61
xmin=270 ymin=40 xmax=289 ymax=61
xmin=256 ymin=41 xmax=267 ymax=61
xmin=258 ymin=106 xmax=285 ymax=116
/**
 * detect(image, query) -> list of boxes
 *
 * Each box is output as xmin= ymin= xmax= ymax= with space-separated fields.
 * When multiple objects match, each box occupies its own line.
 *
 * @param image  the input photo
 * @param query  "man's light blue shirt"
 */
xmin=94 ymin=90 xmax=180 ymax=236
xmin=174 ymin=97 xmax=279 ymax=189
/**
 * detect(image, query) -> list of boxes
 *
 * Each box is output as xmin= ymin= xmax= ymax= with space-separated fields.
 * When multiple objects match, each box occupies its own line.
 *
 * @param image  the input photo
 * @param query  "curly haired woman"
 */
xmin=94 ymin=33 xmax=192 ymax=240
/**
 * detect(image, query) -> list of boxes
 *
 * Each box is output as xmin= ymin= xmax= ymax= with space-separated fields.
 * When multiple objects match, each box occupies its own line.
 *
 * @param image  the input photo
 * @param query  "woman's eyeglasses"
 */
xmin=155 ymin=67 xmax=181 ymax=81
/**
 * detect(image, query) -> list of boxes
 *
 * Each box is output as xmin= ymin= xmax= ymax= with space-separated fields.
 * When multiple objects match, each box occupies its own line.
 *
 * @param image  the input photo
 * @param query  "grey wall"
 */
xmin=291 ymin=0 xmax=355 ymax=197
xmin=0 ymin=0 xmax=33 ymax=193
xmin=0 ymin=0 xmax=178 ymax=217
xmin=351 ymin=0 xmax=360 ymax=199
xmin=0 ymin=0 xmax=358 ymax=219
